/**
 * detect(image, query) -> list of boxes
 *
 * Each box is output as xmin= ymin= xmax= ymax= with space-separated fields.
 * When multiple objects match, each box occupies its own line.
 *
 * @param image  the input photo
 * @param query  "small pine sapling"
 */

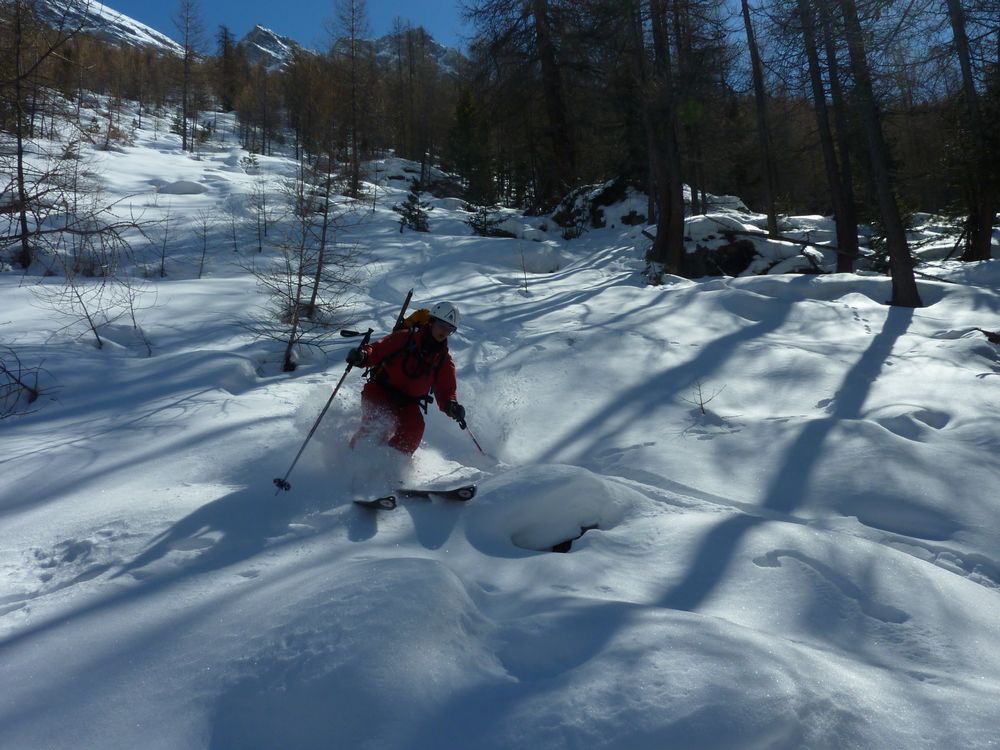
xmin=395 ymin=179 xmax=430 ymax=233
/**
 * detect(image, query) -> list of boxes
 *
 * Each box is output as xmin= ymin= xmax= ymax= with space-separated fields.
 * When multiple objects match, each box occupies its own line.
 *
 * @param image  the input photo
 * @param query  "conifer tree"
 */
xmin=945 ymin=0 xmax=998 ymax=262
xmin=838 ymin=0 xmax=922 ymax=306
xmin=395 ymin=179 xmax=430 ymax=232
xmin=172 ymin=0 xmax=204 ymax=152
xmin=333 ymin=0 xmax=372 ymax=197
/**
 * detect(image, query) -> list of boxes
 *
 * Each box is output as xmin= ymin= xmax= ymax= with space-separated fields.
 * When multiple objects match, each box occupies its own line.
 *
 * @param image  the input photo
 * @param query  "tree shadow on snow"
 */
xmin=112 ymin=485 xmax=315 ymax=581
xmin=659 ymin=306 xmax=915 ymax=612
xmin=0 ymin=480 xmax=327 ymax=658
xmin=535 ymin=301 xmax=795 ymax=465
xmin=376 ymin=309 xmax=919 ymax=750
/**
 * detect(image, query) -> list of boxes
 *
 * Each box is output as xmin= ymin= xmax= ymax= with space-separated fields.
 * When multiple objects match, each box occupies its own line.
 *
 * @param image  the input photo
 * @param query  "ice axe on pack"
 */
xmin=272 ymin=327 xmax=374 ymax=494
xmin=340 ymin=288 xmax=414 ymax=339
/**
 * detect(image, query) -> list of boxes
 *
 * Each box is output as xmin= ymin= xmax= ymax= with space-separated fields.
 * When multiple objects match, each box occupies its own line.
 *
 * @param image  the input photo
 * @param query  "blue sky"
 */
xmin=103 ymin=0 xmax=471 ymax=51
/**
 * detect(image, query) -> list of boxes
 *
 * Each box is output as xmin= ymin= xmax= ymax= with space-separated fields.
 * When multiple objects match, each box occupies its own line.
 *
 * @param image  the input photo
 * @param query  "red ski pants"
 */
xmin=351 ymin=380 xmax=425 ymax=455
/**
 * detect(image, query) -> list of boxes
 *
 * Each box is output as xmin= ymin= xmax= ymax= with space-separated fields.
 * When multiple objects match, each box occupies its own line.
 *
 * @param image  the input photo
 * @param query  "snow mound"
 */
xmin=158 ymin=180 xmax=209 ymax=195
xmin=509 ymin=241 xmax=567 ymax=273
xmin=686 ymin=213 xmax=764 ymax=241
xmin=466 ymin=465 xmax=636 ymax=554
xmin=427 ymin=197 xmax=468 ymax=211
xmin=211 ymin=557 xmax=507 ymax=749
xmin=497 ymin=217 xmax=550 ymax=242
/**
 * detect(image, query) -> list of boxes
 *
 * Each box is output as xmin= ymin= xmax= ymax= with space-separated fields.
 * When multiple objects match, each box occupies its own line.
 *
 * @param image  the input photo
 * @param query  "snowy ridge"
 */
xmin=1 ymin=107 xmax=1000 ymax=749
xmin=35 ymin=0 xmax=184 ymax=55
xmin=238 ymin=24 xmax=308 ymax=71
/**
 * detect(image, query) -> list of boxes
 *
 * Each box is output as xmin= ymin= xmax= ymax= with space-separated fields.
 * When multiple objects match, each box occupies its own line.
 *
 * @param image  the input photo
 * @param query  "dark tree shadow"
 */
xmin=535 ymin=302 xmax=794 ymax=465
xmin=658 ymin=306 xmax=915 ymax=612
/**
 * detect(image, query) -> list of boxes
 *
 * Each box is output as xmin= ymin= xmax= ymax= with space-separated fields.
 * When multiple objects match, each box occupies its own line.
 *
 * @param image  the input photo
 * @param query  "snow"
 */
xmin=238 ymin=25 xmax=305 ymax=72
xmin=156 ymin=179 xmax=210 ymax=195
xmin=39 ymin=0 xmax=185 ymax=56
xmin=2 ymin=105 xmax=1000 ymax=750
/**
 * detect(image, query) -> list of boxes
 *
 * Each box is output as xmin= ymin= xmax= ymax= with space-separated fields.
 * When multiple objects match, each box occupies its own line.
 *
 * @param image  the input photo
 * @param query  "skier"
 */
xmin=346 ymin=301 xmax=467 ymax=455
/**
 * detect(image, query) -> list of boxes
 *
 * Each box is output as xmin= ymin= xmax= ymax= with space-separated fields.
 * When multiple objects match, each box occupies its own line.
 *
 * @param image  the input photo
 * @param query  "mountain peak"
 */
xmin=34 ymin=0 xmax=184 ymax=56
xmin=237 ymin=24 xmax=305 ymax=71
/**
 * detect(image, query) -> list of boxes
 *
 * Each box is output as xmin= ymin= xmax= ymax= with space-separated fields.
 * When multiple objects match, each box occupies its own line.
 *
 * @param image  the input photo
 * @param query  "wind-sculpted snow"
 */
xmin=1 ymin=110 xmax=1000 ymax=749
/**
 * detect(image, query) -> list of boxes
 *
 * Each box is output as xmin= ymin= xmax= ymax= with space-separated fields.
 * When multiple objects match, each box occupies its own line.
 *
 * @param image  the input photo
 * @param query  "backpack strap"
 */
xmin=364 ymin=327 xmax=418 ymax=383
xmin=366 ymin=326 xmax=449 ymax=406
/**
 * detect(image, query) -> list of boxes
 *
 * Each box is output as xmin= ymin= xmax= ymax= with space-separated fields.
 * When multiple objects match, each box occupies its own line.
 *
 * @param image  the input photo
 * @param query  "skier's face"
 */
xmin=430 ymin=319 xmax=456 ymax=342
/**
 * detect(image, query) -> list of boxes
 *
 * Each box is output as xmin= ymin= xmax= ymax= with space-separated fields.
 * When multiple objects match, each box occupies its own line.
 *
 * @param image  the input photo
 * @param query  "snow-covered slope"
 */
xmin=1 ymin=106 xmax=999 ymax=749
xmin=34 ymin=0 xmax=183 ymax=55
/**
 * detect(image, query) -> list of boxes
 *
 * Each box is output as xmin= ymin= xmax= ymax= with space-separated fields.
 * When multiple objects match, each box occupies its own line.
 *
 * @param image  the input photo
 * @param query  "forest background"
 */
xmin=2 ymin=0 xmax=998 ymax=291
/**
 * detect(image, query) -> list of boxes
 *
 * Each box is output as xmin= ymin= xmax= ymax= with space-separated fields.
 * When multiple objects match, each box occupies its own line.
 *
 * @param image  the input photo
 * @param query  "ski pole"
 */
xmin=273 ymin=328 xmax=373 ymax=494
xmin=458 ymin=417 xmax=486 ymax=456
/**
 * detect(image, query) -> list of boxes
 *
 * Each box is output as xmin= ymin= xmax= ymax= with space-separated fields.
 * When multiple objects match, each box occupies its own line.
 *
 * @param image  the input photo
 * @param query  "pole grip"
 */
xmin=347 ymin=328 xmax=374 ymax=372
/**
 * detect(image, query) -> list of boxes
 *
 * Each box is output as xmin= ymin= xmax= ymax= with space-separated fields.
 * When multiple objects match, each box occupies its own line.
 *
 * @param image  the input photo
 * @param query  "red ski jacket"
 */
xmin=361 ymin=326 xmax=457 ymax=410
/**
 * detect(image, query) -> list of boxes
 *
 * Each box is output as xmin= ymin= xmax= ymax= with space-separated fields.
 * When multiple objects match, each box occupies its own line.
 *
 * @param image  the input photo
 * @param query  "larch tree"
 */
xmin=333 ymin=0 xmax=373 ymax=198
xmin=792 ymin=0 xmax=858 ymax=270
xmin=944 ymin=0 xmax=998 ymax=262
xmin=838 ymin=0 xmax=922 ymax=306
xmin=172 ymin=0 xmax=204 ymax=152
xmin=740 ymin=0 xmax=780 ymax=236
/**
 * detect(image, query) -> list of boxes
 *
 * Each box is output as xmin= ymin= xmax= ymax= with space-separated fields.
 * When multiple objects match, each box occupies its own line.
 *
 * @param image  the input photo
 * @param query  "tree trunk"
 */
xmin=818 ymin=0 xmax=860 ymax=270
xmin=645 ymin=0 xmax=686 ymax=272
xmin=797 ymin=0 xmax=856 ymax=271
xmin=307 ymin=166 xmax=334 ymax=317
xmin=181 ymin=49 xmax=190 ymax=151
xmin=531 ymin=0 xmax=576 ymax=204
xmin=945 ymin=0 xmax=997 ymax=262
xmin=350 ymin=34 xmax=360 ymax=195
xmin=838 ymin=0 xmax=922 ymax=307
xmin=13 ymin=0 xmax=33 ymax=268
xmin=282 ymin=240 xmax=309 ymax=372
xmin=741 ymin=0 xmax=779 ymax=236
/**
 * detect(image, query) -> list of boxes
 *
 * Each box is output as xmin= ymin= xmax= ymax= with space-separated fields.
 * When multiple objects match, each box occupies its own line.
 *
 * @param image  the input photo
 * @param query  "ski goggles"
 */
xmin=430 ymin=317 xmax=457 ymax=334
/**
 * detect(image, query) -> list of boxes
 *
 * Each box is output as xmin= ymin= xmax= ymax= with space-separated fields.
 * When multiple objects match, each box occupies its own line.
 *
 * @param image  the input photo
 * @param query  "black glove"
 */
xmin=446 ymin=401 xmax=466 ymax=422
xmin=346 ymin=347 xmax=367 ymax=367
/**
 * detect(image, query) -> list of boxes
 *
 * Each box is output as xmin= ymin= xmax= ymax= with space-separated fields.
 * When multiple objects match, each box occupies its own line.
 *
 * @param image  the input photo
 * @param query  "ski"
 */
xmin=397 ymin=484 xmax=477 ymax=501
xmin=352 ymin=485 xmax=477 ymax=511
xmin=354 ymin=495 xmax=398 ymax=510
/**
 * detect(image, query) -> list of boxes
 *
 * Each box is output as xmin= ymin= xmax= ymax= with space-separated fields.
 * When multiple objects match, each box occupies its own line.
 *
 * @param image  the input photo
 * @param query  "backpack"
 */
xmin=365 ymin=309 xmax=447 ymax=410
xmin=395 ymin=307 xmax=431 ymax=331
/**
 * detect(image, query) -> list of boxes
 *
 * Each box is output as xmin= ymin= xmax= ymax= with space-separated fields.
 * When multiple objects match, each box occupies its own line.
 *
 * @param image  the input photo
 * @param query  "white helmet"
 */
xmin=430 ymin=301 xmax=460 ymax=330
